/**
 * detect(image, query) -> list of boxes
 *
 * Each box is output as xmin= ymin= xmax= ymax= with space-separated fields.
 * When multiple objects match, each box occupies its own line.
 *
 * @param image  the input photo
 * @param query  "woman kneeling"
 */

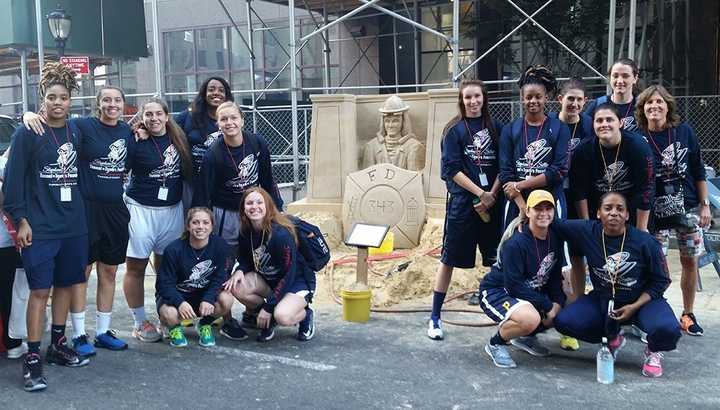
xmin=225 ymin=187 xmax=315 ymax=342
xmin=552 ymin=192 xmax=681 ymax=378
xmin=156 ymin=207 xmax=234 ymax=347
xmin=480 ymin=190 xmax=566 ymax=368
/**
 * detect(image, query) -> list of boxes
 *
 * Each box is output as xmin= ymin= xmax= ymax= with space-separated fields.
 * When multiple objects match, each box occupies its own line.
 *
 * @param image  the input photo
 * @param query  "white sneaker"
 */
xmin=7 ymin=342 xmax=28 ymax=359
xmin=427 ymin=319 xmax=444 ymax=340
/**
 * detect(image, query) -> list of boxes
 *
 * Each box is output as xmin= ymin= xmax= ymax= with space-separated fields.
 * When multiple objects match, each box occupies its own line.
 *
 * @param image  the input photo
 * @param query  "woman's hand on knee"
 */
xmin=198 ymin=301 xmax=215 ymax=317
xmin=178 ymin=302 xmax=197 ymax=320
xmin=223 ymin=270 xmax=244 ymax=292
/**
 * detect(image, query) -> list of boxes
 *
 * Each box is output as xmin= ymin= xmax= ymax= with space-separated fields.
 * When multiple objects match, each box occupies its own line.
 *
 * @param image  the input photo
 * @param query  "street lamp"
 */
xmin=47 ymin=5 xmax=71 ymax=57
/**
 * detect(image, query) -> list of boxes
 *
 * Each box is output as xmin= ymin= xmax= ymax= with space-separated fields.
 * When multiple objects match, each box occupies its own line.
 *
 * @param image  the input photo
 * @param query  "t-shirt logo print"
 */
xmin=598 ymin=161 xmax=631 ymax=191
xmin=252 ymin=244 xmax=280 ymax=278
xmin=594 ymin=251 xmax=638 ymax=289
xmin=464 ymin=129 xmax=495 ymax=165
xmin=517 ymin=139 xmax=551 ymax=177
xmin=90 ymin=139 xmax=126 ymax=177
xmin=526 ymin=252 xmax=555 ymax=289
xmin=227 ymin=154 xmax=259 ymax=191
xmin=660 ymin=142 xmax=688 ymax=175
xmin=150 ymin=145 xmax=181 ymax=179
xmin=177 ymin=259 xmax=216 ymax=292
xmin=40 ymin=142 xmax=79 ymax=184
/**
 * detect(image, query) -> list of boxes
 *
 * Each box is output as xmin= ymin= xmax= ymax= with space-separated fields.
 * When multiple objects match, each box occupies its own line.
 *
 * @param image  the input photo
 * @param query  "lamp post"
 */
xmin=47 ymin=5 xmax=71 ymax=57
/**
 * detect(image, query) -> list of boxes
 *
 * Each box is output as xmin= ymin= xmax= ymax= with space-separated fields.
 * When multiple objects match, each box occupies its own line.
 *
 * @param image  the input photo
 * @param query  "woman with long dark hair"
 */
xmin=427 ymin=79 xmax=503 ymax=341
xmin=636 ymin=84 xmax=711 ymax=337
xmin=123 ymin=98 xmax=192 ymax=344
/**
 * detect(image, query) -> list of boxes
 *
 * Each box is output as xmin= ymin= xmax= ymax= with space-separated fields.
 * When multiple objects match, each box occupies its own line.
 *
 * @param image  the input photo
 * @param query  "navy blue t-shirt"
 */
xmin=585 ymin=95 xmax=640 ymax=134
xmin=155 ymin=234 xmax=231 ymax=306
xmin=191 ymin=132 xmax=284 ymax=211
xmin=498 ymin=116 xmax=570 ymax=199
xmin=645 ymin=123 xmax=706 ymax=213
xmin=75 ymin=117 xmax=133 ymax=204
xmin=441 ymin=116 xmax=503 ymax=195
xmin=235 ymin=223 xmax=313 ymax=312
xmin=570 ymin=131 xmax=654 ymax=221
xmin=480 ymin=224 xmax=566 ymax=312
xmin=551 ymin=220 xmax=670 ymax=304
xmin=549 ymin=112 xmax=594 ymax=155
xmin=2 ymin=124 xmax=87 ymax=239
xmin=126 ymin=134 xmax=183 ymax=206
xmin=176 ymin=110 xmax=220 ymax=177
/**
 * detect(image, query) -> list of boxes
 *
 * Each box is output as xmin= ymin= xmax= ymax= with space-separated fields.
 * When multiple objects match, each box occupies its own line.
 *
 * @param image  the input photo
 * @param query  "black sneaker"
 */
xmin=467 ymin=291 xmax=480 ymax=306
xmin=46 ymin=337 xmax=90 ymax=367
xmin=241 ymin=310 xmax=259 ymax=329
xmin=297 ymin=306 xmax=315 ymax=341
xmin=680 ymin=313 xmax=704 ymax=336
xmin=257 ymin=321 xmax=276 ymax=343
xmin=219 ymin=317 xmax=249 ymax=341
xmin=23 ymin=353 xmax=48 ymax=392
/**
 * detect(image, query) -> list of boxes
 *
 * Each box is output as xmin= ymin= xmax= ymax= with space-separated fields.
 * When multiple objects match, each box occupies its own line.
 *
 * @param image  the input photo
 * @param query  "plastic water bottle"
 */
xmin=597 ymin=337 xmax=614 ymax=384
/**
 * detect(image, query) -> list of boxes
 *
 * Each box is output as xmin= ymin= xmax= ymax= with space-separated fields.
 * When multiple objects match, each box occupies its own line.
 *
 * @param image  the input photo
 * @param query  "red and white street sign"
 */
xmin=60 ymin=56 xmax=90 ymax=75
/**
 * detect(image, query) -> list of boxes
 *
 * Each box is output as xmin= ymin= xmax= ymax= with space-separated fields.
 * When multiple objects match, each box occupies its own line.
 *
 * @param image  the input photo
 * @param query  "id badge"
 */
xmin=563 ymin=178 xmax=570 ymax=189
xmin=478 ymin=172 xmax=489 ymax=187
xmin=60 ymin=186 xmax=72 ymax=202
xmin=663 ymin=184 xmax=675 ymax=195
xmin=157 ymin=186 xmax=169 ymax=201
xmin=607 ymin=299 xmax=615 ymax=319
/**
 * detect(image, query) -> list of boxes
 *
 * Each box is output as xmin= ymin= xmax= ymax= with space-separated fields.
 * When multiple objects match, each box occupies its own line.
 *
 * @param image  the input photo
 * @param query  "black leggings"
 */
xmin=0 ymin=246 xmax=22 ymax=349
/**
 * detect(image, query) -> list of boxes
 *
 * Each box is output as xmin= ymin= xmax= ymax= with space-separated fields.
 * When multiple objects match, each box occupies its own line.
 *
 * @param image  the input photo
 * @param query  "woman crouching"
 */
xmin=225 ymin=187 xmax=315 ymax=342
xmin=155 ymin=207 xmax=234 ymax=347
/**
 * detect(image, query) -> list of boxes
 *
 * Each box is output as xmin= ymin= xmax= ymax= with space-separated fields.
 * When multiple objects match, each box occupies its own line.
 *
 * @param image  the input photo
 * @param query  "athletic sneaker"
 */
xmin=241 ymin=311 xmax=259 ymax=329
xmin=608 ymin=332 xmax=626 ymax=359
xmin=485 ymin=343 xmax=517 ymax=368
xmin=181 ymin=319 xmax=195 ymax=328
xmin=7 ymin=342 xmax=28 ymax=359
xmin=297 ymin=306 xmax=315 ymax=341
xmin=642 ymin=348 xmax=664 ymax=378
xmin=72 ymin=334 xmax=96 ymax=357
xmin=427 ymin=319 xmax=444 ymax=341
xmin=46 ymin=338 xmax=90 ymax=367
xmin=559 ymin=335 xmax=579 ymax=351
xmin=467 ymin=291 xmax=480 ymax=306
xmin=132 ymin=321 xmax=162 ymax=343
xmin=198 ymin=324 xmax=216 ymax=347
xmin=629 ymin=324 xmax=648 ymax=343
xmin=23 ymin=353 xmax=47 ymax=392
xmin=680 ymin=313 xmax=704 ymax=336
xmin=219 ymin=317 xmax=249 ymax=341
xmin=510 ymin=336 xmax=551 ymax=357
xmin=168 ymin=326 xmax=188 ymax=348
xmin=257 ymin=322 xmax=276 ymax=343
xmin=94 ymin=330 xmax=129 ymax=351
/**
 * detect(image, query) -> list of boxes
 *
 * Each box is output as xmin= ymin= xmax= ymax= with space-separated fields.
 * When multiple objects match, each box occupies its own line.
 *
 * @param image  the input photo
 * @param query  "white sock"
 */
xmin=96 ymin=311 xmax=112 ymax=335
xmin=70 ymin=311 xmax=86 ymax=339
xmin=131 ymin=307 xmax=147 ymax=329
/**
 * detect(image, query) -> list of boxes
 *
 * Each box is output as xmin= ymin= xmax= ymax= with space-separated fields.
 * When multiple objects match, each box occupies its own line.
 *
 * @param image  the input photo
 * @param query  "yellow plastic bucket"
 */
xmin=341 ymin=289 xmax=372 ymax=322
xmin=369 ymin=231 xmax=394 ymax=256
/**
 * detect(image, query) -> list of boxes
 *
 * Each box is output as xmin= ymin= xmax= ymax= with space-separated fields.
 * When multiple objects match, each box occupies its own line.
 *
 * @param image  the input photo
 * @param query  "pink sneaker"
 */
xmin=608 ymin=332 xmax=626 ymax=359
xmin=642 ymin=348 xmax=664 ymax=378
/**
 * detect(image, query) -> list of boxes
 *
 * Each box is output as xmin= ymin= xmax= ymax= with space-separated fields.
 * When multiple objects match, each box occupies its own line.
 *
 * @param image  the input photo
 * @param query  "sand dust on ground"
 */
xmin=298 ymin=213 xmax=489 ymax=307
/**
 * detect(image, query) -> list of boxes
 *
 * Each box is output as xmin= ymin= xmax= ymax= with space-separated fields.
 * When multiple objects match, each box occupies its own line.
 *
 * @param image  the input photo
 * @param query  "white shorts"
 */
xmin=125 ymin=196 xmax=184 ymax=259
xmin=213 ymin=207 xmax=240 ymax=247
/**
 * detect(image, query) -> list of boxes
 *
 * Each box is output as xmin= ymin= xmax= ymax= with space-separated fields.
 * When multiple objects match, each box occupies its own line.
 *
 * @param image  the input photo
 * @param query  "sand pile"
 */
xmin=298 ymin=213 xmax=489 ymax=307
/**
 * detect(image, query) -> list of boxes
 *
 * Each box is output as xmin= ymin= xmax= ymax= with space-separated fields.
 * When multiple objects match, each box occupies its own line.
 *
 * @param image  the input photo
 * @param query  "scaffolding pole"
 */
xmin=151 ymin=0 xmax=163 ymax=97
xmin=628 ymin=0 xmax=637 ymax=60
xmin=289 ymin=0 xmax=300 ymax=199
xmin=451 ymin=0 xmax=460 ymax=86
xmin=34 ymin=0 xmax=44 ymax=106
xmin=300 ymin=0 xmax=380 ymax=43
xmin=246 ymin=0 xmax=258 ymax=132
xmin=607 ymin=0 xmax=616 ymax=73
xmin=323 ymin=4 xmax=331 ymax=93
xmin=20 ymin=48 xmax=29 ymax=112
xmin=414 ymin=0 xmax=420 ymax=92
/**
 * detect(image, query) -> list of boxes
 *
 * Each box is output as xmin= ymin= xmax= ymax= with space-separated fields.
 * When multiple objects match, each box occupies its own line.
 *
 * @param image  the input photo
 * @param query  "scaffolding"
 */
xmin=11 ymin=0 xmax=709 ymax=197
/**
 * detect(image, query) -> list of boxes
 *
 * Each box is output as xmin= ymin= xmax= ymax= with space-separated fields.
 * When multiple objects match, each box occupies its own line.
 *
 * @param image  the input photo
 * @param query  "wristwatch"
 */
xmin=701 ymin=199 xmax=710 ymax=207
